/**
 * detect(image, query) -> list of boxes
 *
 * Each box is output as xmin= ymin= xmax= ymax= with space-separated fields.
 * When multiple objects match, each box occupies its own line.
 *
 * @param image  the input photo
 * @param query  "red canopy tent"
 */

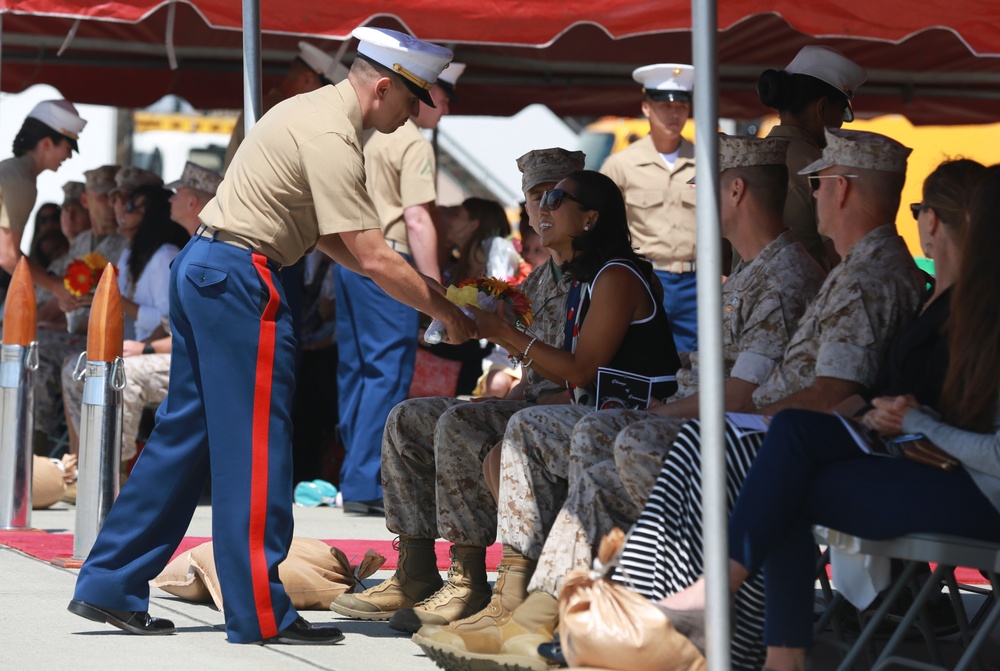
xmin=1 ymin=0 xmax=999 ymax=123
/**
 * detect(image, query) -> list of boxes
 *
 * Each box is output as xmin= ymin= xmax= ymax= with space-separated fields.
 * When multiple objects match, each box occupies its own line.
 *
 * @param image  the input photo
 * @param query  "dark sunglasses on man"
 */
xmin=540 ymin=188 xmax=592 ymax=211
xmin=808 ymin=173 xmax=859 ymax=192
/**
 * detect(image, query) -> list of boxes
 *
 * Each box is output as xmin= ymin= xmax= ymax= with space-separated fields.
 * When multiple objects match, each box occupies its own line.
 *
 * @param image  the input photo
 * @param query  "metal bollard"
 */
xmin=0 ymin=342 xmax=39 ymax=529
xmin=65 ymin=263 xmax=124 ymax=564
xmin=72 ymin=355 xmax=125 ymax=560
xmin=0 ymin=258 xmax=38 ymax=530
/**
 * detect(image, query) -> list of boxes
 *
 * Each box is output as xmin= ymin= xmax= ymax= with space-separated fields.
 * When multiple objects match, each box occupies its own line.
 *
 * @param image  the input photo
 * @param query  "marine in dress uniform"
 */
xmin=335 ymin=62 xmax=464 ymax=513
xmin=69 ymin=27 xmax=474 ymax=645
xmin=600 ymin=63 xmax=698 ymax=352
xmin=759 ymin=45 xmax=868 ymax=269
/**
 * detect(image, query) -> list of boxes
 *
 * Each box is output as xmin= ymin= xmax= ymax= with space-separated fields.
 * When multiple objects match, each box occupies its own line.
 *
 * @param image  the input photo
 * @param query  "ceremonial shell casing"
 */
xmin=0 ymin=258 xmax=38 ymax=529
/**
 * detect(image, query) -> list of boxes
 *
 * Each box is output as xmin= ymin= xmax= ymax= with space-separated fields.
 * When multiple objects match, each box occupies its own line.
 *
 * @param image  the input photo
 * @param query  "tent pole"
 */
xmin=241 ymin=0 xmax=262 ymax=134
xmin=691 ymin=0 xmax=729 ymax=669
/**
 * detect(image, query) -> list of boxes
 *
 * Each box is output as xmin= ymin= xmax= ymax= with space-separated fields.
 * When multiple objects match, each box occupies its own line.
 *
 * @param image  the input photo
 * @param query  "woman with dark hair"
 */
xmin=758 ymin=46 xmax=867 ymax=268
xmin=441 ymin=196 xmax=513 ymax=284
xmin=647 ymin=161 xmax=997 ymax=671
xmin=0 ymin=99 xmax=86 ymax=308
xmin=116 ymin=184 xmax=190 ymax=341
xmin=474 ymin=169 xmax=676 ymax=399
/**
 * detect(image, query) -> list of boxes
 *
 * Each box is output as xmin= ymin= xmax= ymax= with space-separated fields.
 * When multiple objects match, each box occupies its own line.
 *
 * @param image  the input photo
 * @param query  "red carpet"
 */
xmin=0 ymin=531 xmax=502 ymax=570
xmin=1 ymin=531 xmax=989 ymax=585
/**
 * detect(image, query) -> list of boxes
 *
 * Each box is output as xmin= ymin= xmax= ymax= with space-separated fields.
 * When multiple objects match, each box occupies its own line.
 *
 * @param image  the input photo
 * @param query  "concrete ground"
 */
xmin=2 ymin=502 xmax=998 ymax=670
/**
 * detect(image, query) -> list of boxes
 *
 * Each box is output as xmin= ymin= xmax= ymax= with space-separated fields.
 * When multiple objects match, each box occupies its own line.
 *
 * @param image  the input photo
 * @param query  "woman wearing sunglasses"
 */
xmin=62 ymin=183 xmax=189 ymax=462
xmin=758 ymin=46 xmax=867 ymax=270
xmin=414 ymin=170 xmax=683 ymax=665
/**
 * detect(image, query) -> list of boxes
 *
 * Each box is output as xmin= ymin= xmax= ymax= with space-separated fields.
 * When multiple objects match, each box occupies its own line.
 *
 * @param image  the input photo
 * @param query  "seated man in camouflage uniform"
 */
xmin=414 ymin=129 xmax=926 ymax=671
xmin=330 ymin=148 xmax=584 ymax=632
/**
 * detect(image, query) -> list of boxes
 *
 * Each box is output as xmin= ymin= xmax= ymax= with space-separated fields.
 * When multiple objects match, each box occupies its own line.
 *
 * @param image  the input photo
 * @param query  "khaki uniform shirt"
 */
xmin=364 ymin=120 xmax=437 ymax=255
xmin=0 ymin=154 xmax=38 ymax=234
xmin=223 ymin=88 xmax=287 ymax=171
xmin=200 ymin=79 xmax=381 ymax=267
xmin=600 ymin=135 xmax=697 ymax=268
xmin=752 ymin=224 xmax=925 ymax=407
xmin=673 ymin=231 xmax=827 ymax=399
xmin=518 ymin=258 xmax=571 ymax=401
xmin=767 ymin=124 xmax=828 ymax=267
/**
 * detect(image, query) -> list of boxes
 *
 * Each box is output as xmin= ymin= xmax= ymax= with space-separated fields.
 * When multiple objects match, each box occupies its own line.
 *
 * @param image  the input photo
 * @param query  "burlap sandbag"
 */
xmin=558 ymin=529 xmax=706 ymax=671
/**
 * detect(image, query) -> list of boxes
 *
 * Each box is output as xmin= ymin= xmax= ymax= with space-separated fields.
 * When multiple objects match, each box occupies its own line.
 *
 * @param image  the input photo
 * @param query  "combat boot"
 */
xmin=388 ymin=545 xmax=492 ymax=633
xmin=412 ymin=545 xmax=535 ymax=642
xmin=330 ymin=536 xmax=442 ymax=621
xmin=413 ymin=591 xmax=558 ymax=671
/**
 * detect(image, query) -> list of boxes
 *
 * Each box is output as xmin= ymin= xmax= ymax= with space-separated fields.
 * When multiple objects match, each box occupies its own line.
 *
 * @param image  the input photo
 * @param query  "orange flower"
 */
xmin=62 ymin=253 xmax=117 ymax=297
xmin=64 ymin=259 xmax=96 ymax=297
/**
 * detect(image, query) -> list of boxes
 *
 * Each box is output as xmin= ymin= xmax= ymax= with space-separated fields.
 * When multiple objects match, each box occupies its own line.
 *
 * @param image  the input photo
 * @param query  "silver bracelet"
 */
xmin=522 ymin=337 xmax=538 ymax=361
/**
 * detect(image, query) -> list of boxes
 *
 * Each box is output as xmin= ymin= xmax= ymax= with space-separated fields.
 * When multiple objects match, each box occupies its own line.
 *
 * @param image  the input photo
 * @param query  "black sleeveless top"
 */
xmin=571 ymin=258 xmax=681 ymax=404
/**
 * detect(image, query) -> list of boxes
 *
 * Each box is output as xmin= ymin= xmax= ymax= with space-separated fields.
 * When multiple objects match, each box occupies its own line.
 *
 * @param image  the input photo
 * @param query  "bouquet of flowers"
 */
xmin=63 ymin=252 xmax=116 ymax=297
xmin=424 ymin=276 xmax=534 ymax=344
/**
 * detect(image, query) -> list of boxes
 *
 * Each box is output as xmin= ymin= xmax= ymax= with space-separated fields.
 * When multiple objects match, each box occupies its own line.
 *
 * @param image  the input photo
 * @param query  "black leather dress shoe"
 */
xmin=265 ymin=616 xmax=344 ymax=645
xmin=342 ymin=499 xmax=385 ymax=516
xmin=68 ymin=599 xmax=176 ymax=635
xmin=538 ymin=632 xmax=568 ymax=667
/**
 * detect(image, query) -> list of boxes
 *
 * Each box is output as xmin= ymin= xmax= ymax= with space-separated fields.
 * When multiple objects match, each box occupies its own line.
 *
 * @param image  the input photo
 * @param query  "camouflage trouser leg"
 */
xmin=120 ymin=354 xmax=170 ymax=461
xmin=565 ymin=408 xmax=651 ymax=483
xmin=61 ymin=356 xmax=83 ymax=435
xmin=435 ymin=400 xmax=533 ymax=547
xmin=527 ymin=409 xmax=650 ymax=596
xmin=614 ymin=416 xmax=688 ymax=509
xmin=497 ymin=404 xmax=594 ymax=561
xmin=36 ymin=329 xmax=86 ymax=436
xmin=382 ymin=396 xmax=463 ymax=539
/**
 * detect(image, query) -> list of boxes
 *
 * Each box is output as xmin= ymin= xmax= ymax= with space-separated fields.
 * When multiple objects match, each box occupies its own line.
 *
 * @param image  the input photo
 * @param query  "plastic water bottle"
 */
xmin=293 ymin=479 xmax=338 ymax=507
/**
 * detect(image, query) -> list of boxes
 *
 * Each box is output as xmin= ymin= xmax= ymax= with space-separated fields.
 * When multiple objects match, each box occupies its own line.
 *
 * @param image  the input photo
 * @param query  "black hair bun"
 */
xmin=757 ymin=69 xmax=791 ymax=109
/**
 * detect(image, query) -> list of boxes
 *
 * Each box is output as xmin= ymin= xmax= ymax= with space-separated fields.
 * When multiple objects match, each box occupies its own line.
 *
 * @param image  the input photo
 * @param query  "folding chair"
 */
xmin=821 ymin=531 xmax=1000 ymax=671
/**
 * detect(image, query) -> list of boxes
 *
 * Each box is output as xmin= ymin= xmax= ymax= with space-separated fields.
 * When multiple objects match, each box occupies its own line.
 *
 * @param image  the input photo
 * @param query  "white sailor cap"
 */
xmin=27 ymin=99 xmax=87 ymax=153
xmin=352 ymin=26 xmax=453 ymax=107
xmin=436 ymin=62 xmax=466 ymax=100
xmin=297 ymin=42 xmax=349 ymax=85
xmin=633 ymin=63 xmax=695 ymax=103
xmin=785 ymin=45 xmax=867 ymax=121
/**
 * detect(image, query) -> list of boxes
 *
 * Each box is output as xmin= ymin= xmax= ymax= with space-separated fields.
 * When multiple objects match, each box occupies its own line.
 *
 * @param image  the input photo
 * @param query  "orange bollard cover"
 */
xmin=1 ymin=258 xmax=37 ymax=346
xmin=86 ymin=264 xmax=124 ymax=362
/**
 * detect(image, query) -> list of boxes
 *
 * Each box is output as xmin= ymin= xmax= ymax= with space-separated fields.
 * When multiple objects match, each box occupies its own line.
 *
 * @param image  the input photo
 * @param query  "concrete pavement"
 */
xmin=2 ymin=502 xmax=998 ymax=670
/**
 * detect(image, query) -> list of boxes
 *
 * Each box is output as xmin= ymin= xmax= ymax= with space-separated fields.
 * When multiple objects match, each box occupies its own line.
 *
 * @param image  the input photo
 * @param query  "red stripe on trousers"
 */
xmin=249 ymin=254 xmax=280 ymax=639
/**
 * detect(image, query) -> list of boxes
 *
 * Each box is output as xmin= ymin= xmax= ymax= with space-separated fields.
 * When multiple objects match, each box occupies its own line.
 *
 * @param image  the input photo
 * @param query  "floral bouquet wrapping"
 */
xmin=64 ymin=252 xmax=116 ymax=297
xmin=424 ymin=276 xmax=534 ymax=344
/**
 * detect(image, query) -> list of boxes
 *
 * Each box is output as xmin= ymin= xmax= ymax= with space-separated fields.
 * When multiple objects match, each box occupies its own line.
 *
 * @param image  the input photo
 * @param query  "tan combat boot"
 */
xmin=388 ymin=545 xmax=492 ymax=633
xmin=330 ymin=536 xmax=443 ymax=621
xmin=414 ymin=591 xmax=559 ymax=671
xmin=412 ymin=545 xmax=535 ymax=642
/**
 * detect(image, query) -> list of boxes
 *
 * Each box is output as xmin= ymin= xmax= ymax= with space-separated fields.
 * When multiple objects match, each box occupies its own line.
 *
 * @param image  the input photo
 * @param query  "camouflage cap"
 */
xmin=516 ymin=147 xmax=587 ymax=193
xmin=109 ymin=166 xmax=164 ymax=196
xmin=799 ymin=128 xmax=912 ymax=175
xmin=165 ymin=161 xmax=223 ymax=196
xmin=61 ymin=181 xmax=86 ymax=206
xmin=83 ymin=165 xmax=121 ymax=194
xmin=688 ymin=135 xmax=790 ymax=184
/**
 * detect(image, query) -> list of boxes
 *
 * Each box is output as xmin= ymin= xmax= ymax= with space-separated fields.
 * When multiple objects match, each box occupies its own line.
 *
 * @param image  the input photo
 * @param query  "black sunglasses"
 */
xmin=909 ymin=202 xmax=931 ymax=221
xmin=125 ymin=200 xmax=146 ymax=213
xmin=808 ymin=173 xmax=859 ymax=192
xmin=540 ymin=188 xmax=591 ymax=211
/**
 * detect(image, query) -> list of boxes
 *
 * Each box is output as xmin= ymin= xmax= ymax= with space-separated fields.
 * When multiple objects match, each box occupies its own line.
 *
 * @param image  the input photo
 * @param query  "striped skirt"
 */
xmin=613 ymin=418 xmax=768 ymax=671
